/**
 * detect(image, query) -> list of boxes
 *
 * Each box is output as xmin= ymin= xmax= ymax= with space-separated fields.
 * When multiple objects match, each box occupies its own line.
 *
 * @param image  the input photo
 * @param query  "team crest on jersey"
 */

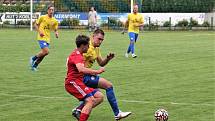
xmin=91 ymin=76 xmax=95 ymax=80
xmin=76 ymin=51 xmax=80 ymax=54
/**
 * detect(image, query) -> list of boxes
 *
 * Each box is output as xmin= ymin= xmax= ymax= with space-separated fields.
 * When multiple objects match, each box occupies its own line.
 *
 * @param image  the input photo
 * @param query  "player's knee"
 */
xmin=86 ymin=97 xmax=95 ymax=105
xmin=107 ymin=82 xmax=113 ymax=89
xmin=104 ymin=80 xmax=113 ymax=89
xmin=42 ymin=50 xmax=49 ymax=56
xmin=98 ymin=93 xmax=104 ymax=103
xmin=104 ymin=82 xmax=113 ymax=89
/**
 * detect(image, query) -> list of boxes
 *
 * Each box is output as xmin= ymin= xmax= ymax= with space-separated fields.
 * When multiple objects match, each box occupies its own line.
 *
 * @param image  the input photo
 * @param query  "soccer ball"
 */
xmin=154 ymin=108 xmax=168 ymax=121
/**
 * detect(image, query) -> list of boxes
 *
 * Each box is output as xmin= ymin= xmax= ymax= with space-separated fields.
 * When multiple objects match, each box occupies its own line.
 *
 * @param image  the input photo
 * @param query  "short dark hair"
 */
xmin=93 ymin=29 xmax=105 ymax=36
xmin=76 ymin=35 xmax=90 ymax=48
xmin=47 ymin=4 xmax=54 ymax=10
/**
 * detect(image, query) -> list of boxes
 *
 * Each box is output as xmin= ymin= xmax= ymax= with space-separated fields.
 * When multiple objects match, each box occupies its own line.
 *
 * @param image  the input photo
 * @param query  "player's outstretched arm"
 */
xmin=121 ymin=20 xmax=128 ymax=34
xmin=76 ymin=63 xmax=105 ymax=75
xmin=96 ymin=53 xmax=115 ymax=67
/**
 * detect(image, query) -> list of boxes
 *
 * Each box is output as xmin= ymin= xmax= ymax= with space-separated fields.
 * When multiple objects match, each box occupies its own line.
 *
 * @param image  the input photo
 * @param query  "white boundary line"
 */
xmin=184 ymin=34 xmax=215 ymax=37
xmin=0 ymin=93 xmax=214 ymax=107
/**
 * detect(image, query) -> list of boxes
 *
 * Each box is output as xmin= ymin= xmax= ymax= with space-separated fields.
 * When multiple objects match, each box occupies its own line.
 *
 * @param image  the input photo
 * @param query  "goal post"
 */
xmin=30 ymin=0 xmax=33 ymax=31
xmin=131 ymin=0 xmax=134 ymax=13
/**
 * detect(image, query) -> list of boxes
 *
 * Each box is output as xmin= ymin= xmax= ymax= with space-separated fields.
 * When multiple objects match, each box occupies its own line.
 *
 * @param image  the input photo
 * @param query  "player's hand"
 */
xmin=39 ymin=32 xmax=44 ymax=37
xmin=97 ymin=67 xmax=105 ymax=74
xmin=139 ymin=23 xmax=144 ymax=27
xmin=107 ymin=53 xmax=115 ymax=61
xmin=55 ymin=31 xmax=59 ymax=38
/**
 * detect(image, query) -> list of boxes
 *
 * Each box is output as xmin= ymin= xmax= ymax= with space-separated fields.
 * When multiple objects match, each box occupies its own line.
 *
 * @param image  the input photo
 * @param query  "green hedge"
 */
xmin=0 ymin=4 xmax=30 ymax=12
xmin=60 ymin=18 xmax=80 ymax=26
xmin=142 ymin=0 xmax=215 ymax=13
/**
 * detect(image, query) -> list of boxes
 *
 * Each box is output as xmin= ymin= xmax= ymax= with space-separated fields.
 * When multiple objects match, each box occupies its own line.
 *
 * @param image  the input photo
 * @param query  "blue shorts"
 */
xmin=38 ymin=40 xmax=50 ymax=49
xmin=83 ymin=74 xmax=100 ymax=88
xmin=129 ymin=32 xmax=139 ymax=42
xmin=83 ymin=89 xmax=98 ymax=101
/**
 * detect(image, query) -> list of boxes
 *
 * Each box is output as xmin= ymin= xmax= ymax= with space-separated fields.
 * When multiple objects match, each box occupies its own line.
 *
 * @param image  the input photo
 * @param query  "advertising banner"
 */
xmin=0 ymin=12 xmax=40 ymax=24
xmin=54 ymin=12 xmax=205 ymax=26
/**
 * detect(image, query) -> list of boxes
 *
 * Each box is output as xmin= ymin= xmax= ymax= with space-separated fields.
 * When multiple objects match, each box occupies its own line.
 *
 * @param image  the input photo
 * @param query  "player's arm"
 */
xmin=135 ymin=15 xmax=144 ymax=27
xmin=76 ymin=63 xmax=105 ymax=75
xmin=54 ymin=21 xmax=59 ymax=38
xmin=134 ymin=22 xmax=144 ymax=27
xmin=96 ymin=53 xmax=115 ymax=67
xmin=122 ymin=15 xmax=129 ymax=34
xmin=95 ymin=11 xmax=97 ymax=23
xmin=34 ymin=16 xmax=44 ymax=37
xmin=125 ymin=20 xmax=129 ymax=28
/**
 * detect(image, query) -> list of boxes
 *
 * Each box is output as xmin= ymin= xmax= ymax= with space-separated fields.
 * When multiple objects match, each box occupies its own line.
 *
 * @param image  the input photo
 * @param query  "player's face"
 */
xmin=93 ymin=33 xmax=104 ymax=47
xmin=91 ymin=7 xmax=94 ymax=11
xmin=82 ymin=44 xmax=89 ymax=53
xmin=47 ymin=7 xmax=54 ymax=17
xmin=133 ymin=5 xmax=138 ymax=13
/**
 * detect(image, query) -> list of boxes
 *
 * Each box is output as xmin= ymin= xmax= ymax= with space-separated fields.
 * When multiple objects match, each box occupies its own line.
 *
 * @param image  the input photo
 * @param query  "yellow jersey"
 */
xmin=128 ymin=13 xmax=144 ymax=33
xmin=83 ymin=39 xmax=101 ymax=68
xmin=36 ymin=15 xmax=58 ymax=43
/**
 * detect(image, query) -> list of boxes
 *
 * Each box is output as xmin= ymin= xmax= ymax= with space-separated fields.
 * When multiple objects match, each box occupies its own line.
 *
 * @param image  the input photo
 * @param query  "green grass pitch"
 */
xmin=0 ymin=29 xmax=214 ymax=121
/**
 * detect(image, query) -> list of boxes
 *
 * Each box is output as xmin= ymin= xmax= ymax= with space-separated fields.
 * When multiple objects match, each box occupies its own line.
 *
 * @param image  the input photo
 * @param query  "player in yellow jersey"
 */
xmin=72 ymin=29 xmax=131 ymax=121
xmin=125 ymin=4 xmax=144 ymax=58
xmin=30 ymin=5 xmax=59 ymax=71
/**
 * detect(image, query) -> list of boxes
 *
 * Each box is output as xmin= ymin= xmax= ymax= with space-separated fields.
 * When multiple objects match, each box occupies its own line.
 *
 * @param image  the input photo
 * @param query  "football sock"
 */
xmin=32 ymin=56 xmax=38 ymax=61
xmin=131 ymin=43 xmax=135 ymax=54
xmin=79 ymin=113 xmax=89 ymax=121
xmin=106 ymin=87 xmax=119 ymax=116
xmin=127 ymin=44 xmax=131 ymax=53
xmin=76 ymin=101 xmax=85 ymax=110
xmin=33 ymin=62 xmax=38 ymax=68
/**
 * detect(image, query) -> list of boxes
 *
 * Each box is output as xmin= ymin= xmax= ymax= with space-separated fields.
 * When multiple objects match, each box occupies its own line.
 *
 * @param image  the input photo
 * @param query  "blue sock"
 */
xmin=32 ymin=56 xmax=38 ymax=61
xmin=127 ymin=44 xmax=131 ymax=53
xmin=131 ymin=43 xmax=135 ymax=54
xmin=106 ymin=87 xmax=119 ymax=116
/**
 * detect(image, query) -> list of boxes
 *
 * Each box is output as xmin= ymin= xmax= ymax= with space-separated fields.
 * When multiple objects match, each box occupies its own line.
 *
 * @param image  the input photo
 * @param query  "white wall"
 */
xmin=205 ymin=10 xmax=215 ymax=25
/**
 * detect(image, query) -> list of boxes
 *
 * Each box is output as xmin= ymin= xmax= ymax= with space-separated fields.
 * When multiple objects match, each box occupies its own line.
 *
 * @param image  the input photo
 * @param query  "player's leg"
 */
xmin=93 ymin=22 xmax=97 ymax=31
xmin=68 ymin=80 xmax=103 ymax=120
xmin=98 ymin=78 xmax=132 ymax=120
xmin=79 ymin=91 xmax=103 ymax=121
xmin=83 ymin=75 xmax=131 ymax=119
xmin=79 ymin=96 xmax=94 ymax=121
xmin=131 ymin=33 xmax=138 ymax=58
xmin=83 ymin=75 xmax=119 ymax=115
xmin=89 ymin=21 xmax=92 ymax=32
xmin=98 ymin=78 xmax=120 ymax=115
xmin=32 ymin=47 xmax=49 ymax=69
xmin=72 ymin=90 xmax=103 ymax=120
xmin=91 ymin=90 xmax=104 ymax=108
xmin=30 ymin=40 xmax=49 ymax=70
xmin=125 ymin=32 xmax=136 ymax=58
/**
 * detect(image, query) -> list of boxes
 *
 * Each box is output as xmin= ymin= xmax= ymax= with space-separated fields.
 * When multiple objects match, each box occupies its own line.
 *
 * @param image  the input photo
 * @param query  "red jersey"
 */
xmin=65 ymin=49 xmax=84 ymax=84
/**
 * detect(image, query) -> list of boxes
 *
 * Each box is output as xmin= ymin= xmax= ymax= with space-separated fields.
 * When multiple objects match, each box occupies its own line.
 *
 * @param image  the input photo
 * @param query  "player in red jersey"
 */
xmin=65 ymin=35 xmax=105 ymax=121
